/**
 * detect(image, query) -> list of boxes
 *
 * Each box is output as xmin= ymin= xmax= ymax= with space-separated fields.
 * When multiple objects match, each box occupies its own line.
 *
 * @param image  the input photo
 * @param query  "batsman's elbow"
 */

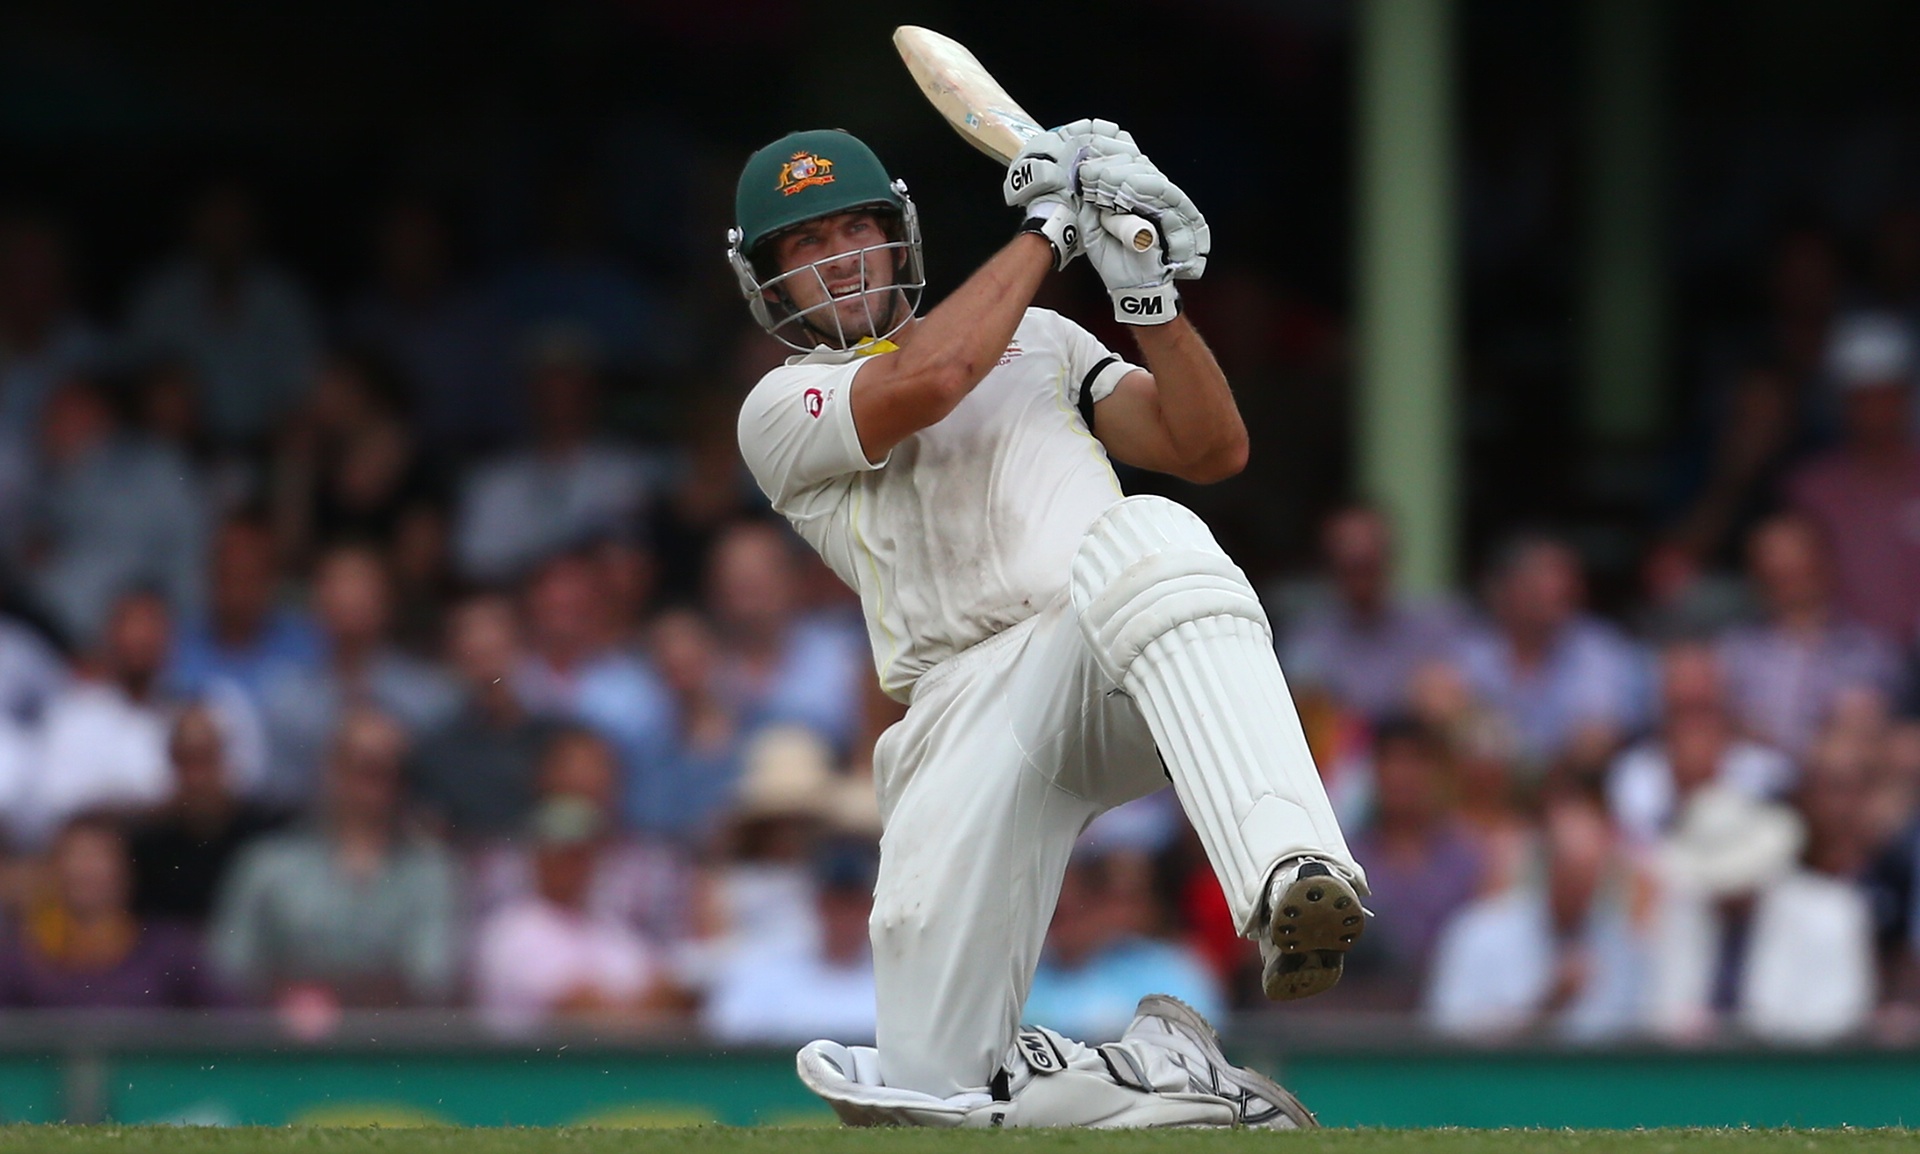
xmin=1177 ymin=433 xmax=1249 ymax=485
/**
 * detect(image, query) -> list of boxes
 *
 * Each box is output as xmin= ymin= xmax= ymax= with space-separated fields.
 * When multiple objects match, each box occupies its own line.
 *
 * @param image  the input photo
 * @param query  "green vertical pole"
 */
xmin=1580 ymin=0 xmax=1665 ymax=442
xmin=1356 ymin=0 xmax=1458 ymax=594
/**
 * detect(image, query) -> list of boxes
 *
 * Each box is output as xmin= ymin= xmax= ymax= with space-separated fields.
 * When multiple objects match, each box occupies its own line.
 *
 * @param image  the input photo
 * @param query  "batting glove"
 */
xmin=1004 ymin=120 xmax=1142 ymax=210
xmin=1078 ymin=199 xmax=1179 ymax=325
xmin=1007 ymin=120 xmax=1142 ymax=271
xmin=1077 ymin=155 xmax=1211 ymax=281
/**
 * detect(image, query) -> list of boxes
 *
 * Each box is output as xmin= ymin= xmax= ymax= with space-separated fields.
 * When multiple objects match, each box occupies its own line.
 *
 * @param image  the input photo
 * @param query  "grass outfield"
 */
xmin=0 ymin=1128 xmax=1914 ymax=1152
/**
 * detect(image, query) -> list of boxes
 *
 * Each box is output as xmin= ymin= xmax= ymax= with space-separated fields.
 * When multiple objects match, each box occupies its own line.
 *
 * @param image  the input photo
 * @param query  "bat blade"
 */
xmin=892 ymin=25 xmax=1159 ymax=255
xmin=893 ymin=25 xmax=1037 ymax=163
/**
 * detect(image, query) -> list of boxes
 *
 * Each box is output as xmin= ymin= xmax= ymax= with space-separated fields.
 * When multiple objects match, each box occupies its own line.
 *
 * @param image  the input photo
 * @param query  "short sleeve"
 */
xmin=737 ymin=358 xmax=883 ymax=511
xmin=1050 ymin=313 xmax=1142 ymax=410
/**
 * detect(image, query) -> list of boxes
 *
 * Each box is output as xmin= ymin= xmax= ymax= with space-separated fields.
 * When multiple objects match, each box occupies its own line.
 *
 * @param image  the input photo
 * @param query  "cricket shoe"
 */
xmin=1259 ymin=856 xmax=1365 ymax=1000
xmin=1118 ymin=995 xmax=1317 ymax=1129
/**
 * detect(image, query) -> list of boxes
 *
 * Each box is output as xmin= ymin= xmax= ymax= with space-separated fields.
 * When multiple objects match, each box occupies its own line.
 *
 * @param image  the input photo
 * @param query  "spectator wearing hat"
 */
xmin=1605 ymin=642 xmax=1796 ymax=848
xmin=1786 ymin=312 xmax=1920 ymax=647
xmin=1426 ymin=791 xmax=1650 ymax=1041
xmin=1718 ymin=514 xmax=1902 ymax=760
xmin=704 ymin=838 xmax=882 ymax=1045
xmin=1279 ymin=505 xmax=1465 ymax=721
xmin=1642 ymin=784 xmax=1874 ymax=1043
xmin=682 ymin=726 xmax=877 ymax=991
xmin=472 ymin=795 xmax=676 ymax=1033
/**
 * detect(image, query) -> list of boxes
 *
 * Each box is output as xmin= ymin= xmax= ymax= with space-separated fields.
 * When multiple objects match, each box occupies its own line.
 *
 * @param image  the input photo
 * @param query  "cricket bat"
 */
xmin=893 ymin=25 xmax=1160 ymax=254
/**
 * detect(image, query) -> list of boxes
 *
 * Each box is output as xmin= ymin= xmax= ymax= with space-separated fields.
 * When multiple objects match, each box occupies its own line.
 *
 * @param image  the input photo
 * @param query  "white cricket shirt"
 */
xmin=738 ymin=308 xmax=1139 ymax=701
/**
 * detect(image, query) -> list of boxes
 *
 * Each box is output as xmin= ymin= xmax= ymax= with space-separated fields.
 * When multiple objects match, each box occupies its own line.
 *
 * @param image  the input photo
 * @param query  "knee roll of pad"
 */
xmin=1070 ymin=496 xmax=1268 ymax=685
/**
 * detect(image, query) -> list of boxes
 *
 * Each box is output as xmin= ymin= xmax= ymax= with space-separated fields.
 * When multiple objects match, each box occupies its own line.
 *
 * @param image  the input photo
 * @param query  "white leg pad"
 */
xmin=1071 ymin=496 xmax=1365 ymax=932
xmin=797 ymin=1029 xmax=1237 ymax=1129
xmin=797 ymin=1040 xmax=986 ymax=1127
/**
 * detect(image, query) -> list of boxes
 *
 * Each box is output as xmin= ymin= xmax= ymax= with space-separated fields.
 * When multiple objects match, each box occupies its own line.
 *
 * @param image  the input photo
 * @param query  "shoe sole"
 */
xmin=1135 ymin=994 xmax=1318 ymax=1130
xmin=1262 ymin=866 xmax=1364 ymax=1001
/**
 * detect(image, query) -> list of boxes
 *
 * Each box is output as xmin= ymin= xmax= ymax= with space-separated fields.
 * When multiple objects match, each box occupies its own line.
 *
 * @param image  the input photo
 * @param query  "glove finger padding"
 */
xmin=1176 ymin=217 xmax=1211 ymax=280
xmin=1052 ymin=118 xmax=1136 ymax=149
xmin=1082 ymin=163 xmax=1205 ymax=226
xmin=1155 ymin=219 xmax=1199 ymax=270
xmin=1079 ymin=157 xmax=1210 ymax=281
xmin=1050 ymin=119 xmax=1143 ymax=165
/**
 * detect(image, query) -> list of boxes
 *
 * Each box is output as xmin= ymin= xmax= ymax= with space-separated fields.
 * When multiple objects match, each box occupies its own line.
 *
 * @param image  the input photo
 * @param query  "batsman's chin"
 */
xmin=820 ymin=297 xmax=894 ymax=343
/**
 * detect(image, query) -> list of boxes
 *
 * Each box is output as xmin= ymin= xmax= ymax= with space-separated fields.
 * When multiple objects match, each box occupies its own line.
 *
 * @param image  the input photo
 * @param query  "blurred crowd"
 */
xmin=0 ymin=172 xmax=1919 ymax=1052
xmin=1272 ymin=217 xmax=1920 ymax=1042
xmin=0 ymin=181 xmax=898 ymax=1042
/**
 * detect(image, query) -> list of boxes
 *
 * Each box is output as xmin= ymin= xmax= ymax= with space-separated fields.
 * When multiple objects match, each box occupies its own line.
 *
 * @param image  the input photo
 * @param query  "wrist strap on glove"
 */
xmin=1019 ymin=203 xmax=1082 ymax=272
xmin=1109 ymin=281 xmax=1179 ymax=325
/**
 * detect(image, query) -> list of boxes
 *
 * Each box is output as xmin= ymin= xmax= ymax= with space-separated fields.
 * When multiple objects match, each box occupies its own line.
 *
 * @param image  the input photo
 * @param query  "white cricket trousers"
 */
xmin=867 ymin=582 xmax=1349 ymax=1098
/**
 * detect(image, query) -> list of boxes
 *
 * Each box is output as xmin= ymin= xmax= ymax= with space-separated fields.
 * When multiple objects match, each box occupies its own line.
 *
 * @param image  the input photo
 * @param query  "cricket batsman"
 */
xmin=728 ymin=121 xmax=1367 ymax=1128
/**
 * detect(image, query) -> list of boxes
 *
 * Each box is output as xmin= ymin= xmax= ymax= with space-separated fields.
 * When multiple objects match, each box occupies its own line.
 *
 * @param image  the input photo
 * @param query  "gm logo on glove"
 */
xmin=1119 ymin=295 xmax=1165 ymax=317
xmin=1016 ymin=1028 xmax=1065 ymax=1075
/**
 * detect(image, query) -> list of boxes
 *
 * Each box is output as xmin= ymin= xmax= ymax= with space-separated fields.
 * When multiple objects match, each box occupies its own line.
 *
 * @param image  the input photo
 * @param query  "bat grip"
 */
xmin=1101 ymin=211 xmax=1159 ymax=254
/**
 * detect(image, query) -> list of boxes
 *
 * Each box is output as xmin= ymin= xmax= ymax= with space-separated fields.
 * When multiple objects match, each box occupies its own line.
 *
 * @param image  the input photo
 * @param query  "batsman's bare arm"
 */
xmin=1092 ymin=317 xmax=1249 ymax=484
xmin=851 ymin=234 xmax=1055 ymax=461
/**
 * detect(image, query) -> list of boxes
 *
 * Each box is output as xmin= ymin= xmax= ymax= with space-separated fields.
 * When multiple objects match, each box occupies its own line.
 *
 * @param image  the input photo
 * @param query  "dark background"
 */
xmin=3 ymin=0 xmax=1920 ymax=588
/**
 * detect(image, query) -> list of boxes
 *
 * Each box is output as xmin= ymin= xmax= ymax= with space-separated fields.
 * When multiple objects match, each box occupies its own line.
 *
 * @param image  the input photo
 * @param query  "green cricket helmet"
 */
xmin=727 ymin=129 xmax=925 ymax=351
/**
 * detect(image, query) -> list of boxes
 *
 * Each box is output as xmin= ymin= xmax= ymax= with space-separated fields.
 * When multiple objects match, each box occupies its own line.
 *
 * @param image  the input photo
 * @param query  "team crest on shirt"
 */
xmin=778 ymin=152 xmax=836 ymax=196
xmin=997 ymin=339 xmax=1024 ymax=366
xmin=803 ymin=387 xmax=825 ymax=418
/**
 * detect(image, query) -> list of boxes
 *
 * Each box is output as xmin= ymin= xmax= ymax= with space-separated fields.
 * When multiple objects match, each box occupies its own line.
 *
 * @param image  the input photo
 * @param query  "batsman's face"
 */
xmin=770 ymin=211 xmax=899 ymax=340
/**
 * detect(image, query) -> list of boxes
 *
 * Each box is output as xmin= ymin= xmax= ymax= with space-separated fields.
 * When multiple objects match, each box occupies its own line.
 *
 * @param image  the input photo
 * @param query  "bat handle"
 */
xmin=1102 ymin=211 xmax=1158 ymax=254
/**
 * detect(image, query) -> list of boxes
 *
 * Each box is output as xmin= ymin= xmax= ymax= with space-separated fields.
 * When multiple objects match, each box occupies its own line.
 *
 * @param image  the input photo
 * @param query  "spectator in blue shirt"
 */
xmin=1455 ymin=536 xmax=1651 ymax=772
xmin=1025 ymin=849 xmax=1225 ymax=1043
xmin=707 ymin=521 xmax=864 ymax=755
xmin=624 ymin=606 xmax=745 ymax=842
xmin=168 ymin=513 xmax=322 ymax=700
